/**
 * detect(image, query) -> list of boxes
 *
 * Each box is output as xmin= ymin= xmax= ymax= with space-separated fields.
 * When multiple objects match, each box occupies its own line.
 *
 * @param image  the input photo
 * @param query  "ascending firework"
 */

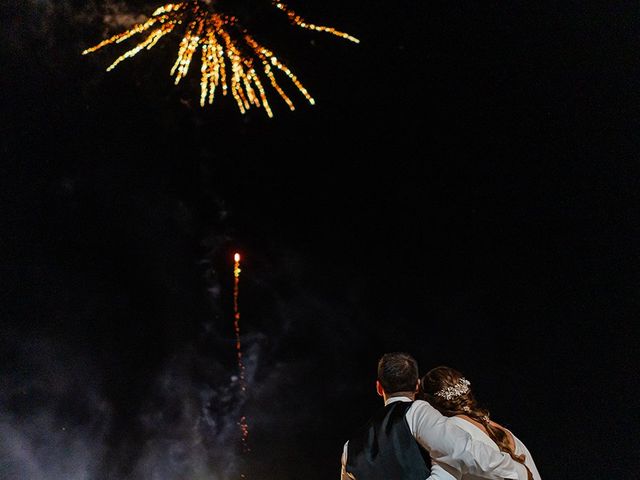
xmin=233 ymin=252 xmax=250 ymax=454
xmin=82 ymin=1 xmax=359 ymax=117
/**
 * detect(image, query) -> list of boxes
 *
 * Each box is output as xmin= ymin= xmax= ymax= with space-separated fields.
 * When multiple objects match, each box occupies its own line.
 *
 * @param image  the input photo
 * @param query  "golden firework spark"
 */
xmin=233 ymin=252 xmax=250 ymax=453
xmin=83 ymin=1 xmax=359 ymax=117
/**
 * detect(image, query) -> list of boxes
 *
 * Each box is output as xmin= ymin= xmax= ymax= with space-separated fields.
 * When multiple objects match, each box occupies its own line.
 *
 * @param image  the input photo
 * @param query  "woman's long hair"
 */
xmin=419 ymin=366 xmax=526 ymax=465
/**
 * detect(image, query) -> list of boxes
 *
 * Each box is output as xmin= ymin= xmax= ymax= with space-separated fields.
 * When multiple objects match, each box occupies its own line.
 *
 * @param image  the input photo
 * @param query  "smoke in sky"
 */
xmin=0 ymin=337 xmax=112 ymax=480
xmin=0 ymin=0 xmax=155 ymax=58
xmin=0 ymin=209 xmax=363 ymax=480
xmin=0 ymin=333 xmax=257 ymax=479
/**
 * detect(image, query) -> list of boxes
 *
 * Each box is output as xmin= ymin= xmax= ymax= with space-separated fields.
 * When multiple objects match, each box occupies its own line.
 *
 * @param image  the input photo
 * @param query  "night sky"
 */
xmin=2 ymin=1 xmax=639 ymax=479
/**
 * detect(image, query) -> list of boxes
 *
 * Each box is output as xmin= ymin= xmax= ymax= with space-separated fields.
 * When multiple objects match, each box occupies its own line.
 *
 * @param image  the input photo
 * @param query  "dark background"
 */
xmin=1 ymin=1 xmax=639 ymax=479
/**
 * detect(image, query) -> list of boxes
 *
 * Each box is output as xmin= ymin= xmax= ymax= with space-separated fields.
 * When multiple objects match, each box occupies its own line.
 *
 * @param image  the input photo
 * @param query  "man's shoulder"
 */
xmin=347 ymin=402 xmax=415 ymax=443
xmin=405 ymin=399 xmax=446 ymax=432
xmin=406 ymin=398 xmax=433 ymax=413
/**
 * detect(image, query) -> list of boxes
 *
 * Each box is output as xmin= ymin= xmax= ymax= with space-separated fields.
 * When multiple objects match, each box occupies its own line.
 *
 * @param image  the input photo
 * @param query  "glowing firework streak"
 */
xmin=233 ymin=252 xmax=250 ymax=454
xmin=82 ymin=0 xmax=359 ymax=117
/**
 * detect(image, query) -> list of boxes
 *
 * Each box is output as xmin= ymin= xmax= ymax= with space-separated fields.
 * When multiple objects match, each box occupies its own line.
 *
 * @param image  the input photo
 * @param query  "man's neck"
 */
xmin=383 ymin=391 xmax=416 ymax=403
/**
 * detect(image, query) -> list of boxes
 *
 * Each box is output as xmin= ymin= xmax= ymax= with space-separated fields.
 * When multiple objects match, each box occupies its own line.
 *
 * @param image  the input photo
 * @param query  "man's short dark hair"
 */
xmin=377 ymin=352 xmax=419 ymax=394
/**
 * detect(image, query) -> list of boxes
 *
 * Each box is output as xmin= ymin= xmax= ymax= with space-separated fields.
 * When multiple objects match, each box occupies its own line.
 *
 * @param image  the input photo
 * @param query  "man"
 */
xmin=341 ymin=352 xmax=531 ymax=480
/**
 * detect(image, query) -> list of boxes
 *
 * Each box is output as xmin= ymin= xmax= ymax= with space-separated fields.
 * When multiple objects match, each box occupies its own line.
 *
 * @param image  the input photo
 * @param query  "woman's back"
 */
xmin=440 ymin=416 xmax=541 ymax=480
xmin=419 ymin=366 xmax=542 ymax=480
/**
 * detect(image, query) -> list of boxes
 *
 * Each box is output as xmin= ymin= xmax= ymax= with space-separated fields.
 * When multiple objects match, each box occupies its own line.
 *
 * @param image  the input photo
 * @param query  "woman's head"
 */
xmin=419 ymin=366 xmax=477 ymax=416
xmin=420 ymin=365 xmax=527 ymax=466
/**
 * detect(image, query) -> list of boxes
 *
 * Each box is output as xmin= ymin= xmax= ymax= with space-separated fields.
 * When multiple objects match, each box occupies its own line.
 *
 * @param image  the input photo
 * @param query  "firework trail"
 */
xmin=82 ymin=0 xmax=359 ymax=117
xmin=233 ymin=252 xmax=250 ymax=456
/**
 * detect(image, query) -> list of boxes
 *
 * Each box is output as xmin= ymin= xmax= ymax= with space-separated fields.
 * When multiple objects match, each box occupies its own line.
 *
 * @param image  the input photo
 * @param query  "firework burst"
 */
xmin=83 ymin=1 xmax=359 ymax=117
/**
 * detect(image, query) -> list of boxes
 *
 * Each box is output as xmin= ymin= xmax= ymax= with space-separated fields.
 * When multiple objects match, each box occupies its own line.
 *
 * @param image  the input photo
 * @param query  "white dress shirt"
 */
xmin=341 ymin=397 xmax=528 ymax=480
xmin=429 ymin=416 xmax=541 ymax=480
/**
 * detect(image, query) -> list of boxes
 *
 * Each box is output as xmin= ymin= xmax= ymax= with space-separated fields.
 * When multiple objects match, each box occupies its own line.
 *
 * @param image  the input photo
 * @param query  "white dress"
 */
xmin=430 ymin=416 xmax=542 ymax=480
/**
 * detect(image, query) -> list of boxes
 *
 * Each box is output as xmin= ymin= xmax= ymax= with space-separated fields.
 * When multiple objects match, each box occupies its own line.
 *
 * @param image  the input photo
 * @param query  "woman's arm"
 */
xmin=511 ymin=434 xmax=542 ymax=480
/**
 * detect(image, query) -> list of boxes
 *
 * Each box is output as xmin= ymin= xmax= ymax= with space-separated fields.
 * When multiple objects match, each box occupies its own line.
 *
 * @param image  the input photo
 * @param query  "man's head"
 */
xmin=376 ymin=352 xmax=419 ymax=399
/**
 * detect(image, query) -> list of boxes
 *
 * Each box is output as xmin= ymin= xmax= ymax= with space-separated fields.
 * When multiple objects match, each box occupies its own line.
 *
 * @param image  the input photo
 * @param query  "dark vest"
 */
xmin=345 ymin=400 xmax=431 ymax=480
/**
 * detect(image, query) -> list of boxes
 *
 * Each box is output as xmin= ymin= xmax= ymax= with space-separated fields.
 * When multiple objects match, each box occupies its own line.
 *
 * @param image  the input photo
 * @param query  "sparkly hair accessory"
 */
xmin=435 ymin=378 xmax=470 ymax=400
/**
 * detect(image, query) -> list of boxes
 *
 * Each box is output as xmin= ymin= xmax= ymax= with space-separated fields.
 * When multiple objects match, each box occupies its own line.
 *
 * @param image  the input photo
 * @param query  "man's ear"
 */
xmin=415 ymin=380 xmax=420 ymax=393
xmin=376 ymin=380 xmax=384 ymax=397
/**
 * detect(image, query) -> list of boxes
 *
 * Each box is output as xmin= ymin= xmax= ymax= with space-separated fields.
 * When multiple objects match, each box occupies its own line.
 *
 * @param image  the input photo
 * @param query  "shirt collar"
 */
xmin=384 ymin=396 xmax=413 ymax=406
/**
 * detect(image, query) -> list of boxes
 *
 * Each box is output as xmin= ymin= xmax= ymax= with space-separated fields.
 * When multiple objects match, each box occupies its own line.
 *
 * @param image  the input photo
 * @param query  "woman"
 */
xmin=420 ymin=366 xmax=541 ymax=480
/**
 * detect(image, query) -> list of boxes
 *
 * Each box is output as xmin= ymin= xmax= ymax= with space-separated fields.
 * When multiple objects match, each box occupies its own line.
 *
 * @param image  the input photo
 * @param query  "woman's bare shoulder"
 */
xmin=453 ymin=414 xmax=489 ymax=435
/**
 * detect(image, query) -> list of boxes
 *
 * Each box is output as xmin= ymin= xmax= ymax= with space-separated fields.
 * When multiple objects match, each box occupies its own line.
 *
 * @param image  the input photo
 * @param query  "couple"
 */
xmin=340 ymin=352 xmax=541 ymax=480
